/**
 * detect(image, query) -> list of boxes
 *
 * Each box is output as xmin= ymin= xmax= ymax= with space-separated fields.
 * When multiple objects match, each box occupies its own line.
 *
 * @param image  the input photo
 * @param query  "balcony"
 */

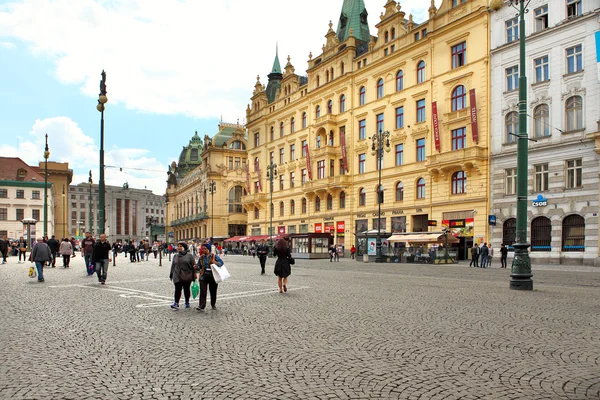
xmin=427 ymin=146 xmax=487 ymax=180
xmin=314 ymin=113 xmax=339 ymax=128
xmin=242 ymin=193 xmax=267 ymax=205
xmin=170 ymin=212 xmax=209 ymax=227
xmin=304 ymin=175 xmax=351 ymax=193
xmin=311 ymin=145 xmax=340 ymax=160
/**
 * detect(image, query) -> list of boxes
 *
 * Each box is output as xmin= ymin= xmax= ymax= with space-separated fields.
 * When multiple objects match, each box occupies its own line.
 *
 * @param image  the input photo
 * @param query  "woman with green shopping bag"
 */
xmin=169 ymin=242 xmax=198 ymax=310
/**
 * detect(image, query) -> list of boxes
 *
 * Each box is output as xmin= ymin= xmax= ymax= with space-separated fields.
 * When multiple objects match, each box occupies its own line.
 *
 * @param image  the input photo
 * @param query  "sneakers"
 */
xmin=196 ymin=306 xmax=205 ymax=312
xmin=170 ymin=303 xmax=179 ymax=310
xmin=211 ymin=305 xmax=217 ymax=310
xmin=185 ymin=303 xmax=191 ymax=309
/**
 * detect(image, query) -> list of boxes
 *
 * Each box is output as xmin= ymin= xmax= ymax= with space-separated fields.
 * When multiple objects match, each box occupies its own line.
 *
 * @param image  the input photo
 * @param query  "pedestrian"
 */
xmin=274 ymin=238 xmax=292 ymax=294
xmin=69 ymin=237 xmax=76 ymax=256
xmin=500 ymin=243 xmax=508 ymax=268
xmin=256 ymin=239 xmax=269 ymax=275
xmin=152 ymin=242 xmax=158 ymax=258
xmin=479 ymin=243 xmax=489 ymax=268
xmin=30 ymin=237 xmax=52 ymax=282
xmin=0 ymin=235 xmax=9 ymax=264
xmin=81 ymin=232 xmax=95 ymax=271
xmin=196 ymin=243 xmax=224 ymax=311
xmin=169 ymin=242 xmax=197 ymax=310
xmin=47 ymin=235 xmax=59 ymax=268
xmin=144 ymin=240 xmax=150 ymax=261
xmin=128 ymin=241 xmax=137 ymax=262
xmin=350 ymin=245 xmax=356 ymax=260
xmin=328 ymin=244 xmax=335 ymax=262
xmin=92 ymin=234 xmax=112 ymax=284
xmin=112 ymin=241 xmax=120 ymax=263
xmin=18 ymin=236 xmax=27 ymax=263
xmin=59 ymin=238 xmax=73 ymax=268
xmin=487 ymin=244 xmax=494 ymax=267
xmin=469 ymin=243 xmax=479 ymax=267
xmin=137 ymin=240 xmax=144 ymax=261
xmin=335 ymin=245 xmax=341 ymax=262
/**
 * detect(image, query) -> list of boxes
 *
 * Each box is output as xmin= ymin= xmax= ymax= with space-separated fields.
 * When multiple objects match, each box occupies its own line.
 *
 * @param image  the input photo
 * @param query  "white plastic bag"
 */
xmin=211 ymin=264 xmax=230 ymax=283
xmin=28 ymin=265 xmax=37 ymax=278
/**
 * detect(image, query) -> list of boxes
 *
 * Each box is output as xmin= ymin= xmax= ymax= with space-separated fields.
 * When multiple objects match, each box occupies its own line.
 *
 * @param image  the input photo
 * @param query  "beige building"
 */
xmin=38 ymin=161 xmax=73 ymax=239
xmin=165 ymin=123 xmax=248 ymax=243
xmin=244 ymin=0 xmax=491 ymax=259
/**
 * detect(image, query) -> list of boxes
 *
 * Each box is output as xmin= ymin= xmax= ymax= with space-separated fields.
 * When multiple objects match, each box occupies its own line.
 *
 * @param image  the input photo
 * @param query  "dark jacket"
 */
xmin=92 ymin=240 xmax=111 ymax=262
xmin=273 ymin=247 xmax=291 ymax=278
xmin=471 ymin=246 xmax=479 ymax=257
xmin=0 ymin=239 xmax=8 ymax=252
xmin=31 ymin=242 xmax=52 ymax=262
xmin=256 ymin=244 xmax=268 ymax=257
xmin=169 ymin=252 xmax=197 ymax=283
xmin=47 ymin=238 xmax=59 ymax=253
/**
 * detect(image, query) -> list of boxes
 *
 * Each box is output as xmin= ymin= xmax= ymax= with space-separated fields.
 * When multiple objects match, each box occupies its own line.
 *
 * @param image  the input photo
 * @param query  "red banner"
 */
xmin=255 ymin=159 xmax=263 ymax=192
xmin=305 ymin=144 xmax=312 ymax=180
xmin=469 ymin=89 xmax=479 ymax=144
xmin=314 ymin=223 xmax=322 ymax=233
xmin=324 ymin=224 xmax=334 ymax=233
xmin=336 ymin=221 xmax=345 ymax=233
xmin=432 ymin=101 xmax=441 ymax=152
xmin=340 ymin=130 xmax=349 ymax=172
xmin=278 ymin=226 xmax=286 ymax=234
xmin=245 ymin=163 xmax=251 ymax=194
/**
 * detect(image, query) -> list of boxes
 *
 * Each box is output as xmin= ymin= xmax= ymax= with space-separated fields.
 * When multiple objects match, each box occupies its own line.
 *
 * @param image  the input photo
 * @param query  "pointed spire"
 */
xmin=336 ymin=0 xmax=371 ymax=43
xmin=271 ymin=43 xmax=282 ymax=74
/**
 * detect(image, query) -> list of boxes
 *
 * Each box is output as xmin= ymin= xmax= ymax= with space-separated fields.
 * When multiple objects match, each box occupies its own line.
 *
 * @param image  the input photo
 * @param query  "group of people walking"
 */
xmin=470 ymin=243 xmax=509 ymax=268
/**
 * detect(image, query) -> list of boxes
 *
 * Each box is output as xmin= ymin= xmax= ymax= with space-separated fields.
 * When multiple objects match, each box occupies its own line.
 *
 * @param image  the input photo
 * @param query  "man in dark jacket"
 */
xmin=92 ymin=234 xmax=112 ymax=284
xmin=81 ymin=232 xmax=95 ymax=270
xmin=469 ymin=244 xmax=479 ymax=267
xmin=479 ymin=243 xmax=489 ymax=268
xmin=46 ymin=235 xmax=60 ymax=268
xmin=0 ymin=235 xmax=9 ymax=264
xmin=256 ymin=239 xmax=269 ymax=275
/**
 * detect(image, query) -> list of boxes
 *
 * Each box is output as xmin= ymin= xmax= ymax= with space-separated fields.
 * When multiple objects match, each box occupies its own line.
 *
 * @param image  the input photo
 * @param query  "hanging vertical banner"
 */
xmin=469 ymin=89 xmax=479 ymax=144
xmin=245 ymin=163 xmax=251 ymax=195
xmin=431 ymin=101 xmax=441 ymax=152
xmin=255 ymin=158 xmax=263 ymax=192
xmin=305 ymin=144 xmax=313 ymax=180
xmin=340 ymin=129 xmax=349 ymax=172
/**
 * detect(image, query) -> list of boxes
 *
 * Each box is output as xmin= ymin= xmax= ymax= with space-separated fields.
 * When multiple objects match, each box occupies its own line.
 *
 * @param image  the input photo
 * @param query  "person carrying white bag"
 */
xmin=196 ymin=243 xmax=225 ymax=312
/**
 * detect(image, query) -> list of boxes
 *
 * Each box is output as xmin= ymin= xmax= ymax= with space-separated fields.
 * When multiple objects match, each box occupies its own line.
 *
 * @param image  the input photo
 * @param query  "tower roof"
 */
xmin=271 ymin=45 xmax=282 ymax=74
xmin=336 ymin=0 xmax=370 ymax=43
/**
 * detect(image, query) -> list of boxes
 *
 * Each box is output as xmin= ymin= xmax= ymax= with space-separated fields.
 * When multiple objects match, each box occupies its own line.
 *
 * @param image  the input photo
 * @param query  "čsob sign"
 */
xmin=532 ymin=194 xmax=548 ymax=207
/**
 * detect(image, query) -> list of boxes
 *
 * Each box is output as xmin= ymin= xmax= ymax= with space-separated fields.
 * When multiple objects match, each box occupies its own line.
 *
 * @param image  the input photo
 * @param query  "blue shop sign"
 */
xmin=488 ymin=215 xmax=496 ymax=226
xmin=532 ymin=194 xmax=548 ymax=207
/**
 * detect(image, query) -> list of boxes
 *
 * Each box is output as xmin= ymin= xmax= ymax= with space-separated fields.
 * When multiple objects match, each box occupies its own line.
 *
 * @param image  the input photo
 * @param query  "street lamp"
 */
xmin=208 ymin=180 xmax=217 ymax=239
xmin=97 ymin=70 xmax=108 ymax=235
xmin=88 ymin=170 xmax=93 ymax=236
xmin=43 ymin=133 xmax=50 ymax=237
xmin=371 ymin=130 xmax=390 ymax=263
xmin=491 ymin=0 xmax=533 ymax=290
xmin=265 ymin=162 xmax=278 ymax=256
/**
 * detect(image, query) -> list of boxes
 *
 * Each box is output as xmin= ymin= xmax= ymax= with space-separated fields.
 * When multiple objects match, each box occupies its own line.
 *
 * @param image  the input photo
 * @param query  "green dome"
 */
xmin=177 ymin=131 xmax=204 ymax=177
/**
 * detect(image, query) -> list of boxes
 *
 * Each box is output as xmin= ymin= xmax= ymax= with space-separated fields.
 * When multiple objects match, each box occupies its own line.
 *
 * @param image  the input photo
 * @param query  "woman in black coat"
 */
xmin=273 ymin=238 xmax=291 ymax=293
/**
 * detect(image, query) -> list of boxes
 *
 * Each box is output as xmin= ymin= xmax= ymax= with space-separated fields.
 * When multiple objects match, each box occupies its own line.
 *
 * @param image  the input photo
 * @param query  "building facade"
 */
xmin=489 ymin=0 xmax=600 ymax=265
xmin=36 ymin=161 xmax=73 ymax=239
xmin=0 ymin=157 xmax=55 ymax=240
xmin=165 ymin=123 xmax=248 ymax=243
xmin=244 ymin=0 xmax=491 ymax=259
xmin=68 ymin=182 xmax=165 ymax=242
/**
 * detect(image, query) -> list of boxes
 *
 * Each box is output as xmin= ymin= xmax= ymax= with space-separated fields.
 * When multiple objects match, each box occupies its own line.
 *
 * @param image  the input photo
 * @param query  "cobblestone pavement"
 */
xmin=0 ymin=253 xmax=599 ymax=399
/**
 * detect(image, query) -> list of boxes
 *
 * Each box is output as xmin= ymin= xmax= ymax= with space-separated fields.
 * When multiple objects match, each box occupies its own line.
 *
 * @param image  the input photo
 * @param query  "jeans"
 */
xmin=199 ymin=274 xmax=218 ymax=309
xmin=84 ymin=254 xmax=92 ymax=269
xmin=96 ymin=259 xmax=109 ymax=281
xmin=480 ymin=255 xmax=488 ymax=268
xmin=35 ymin=261 xmax=44 ymax=280
xmin=501 ymin=256 xmax=507 ymax=268
xmin=140 ymin=251 xmax=145 ymax=260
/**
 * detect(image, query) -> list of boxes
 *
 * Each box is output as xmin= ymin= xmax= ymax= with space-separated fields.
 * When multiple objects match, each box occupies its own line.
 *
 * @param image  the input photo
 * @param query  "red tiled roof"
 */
xmin=0 ymin=157 xmax=45 ymax=182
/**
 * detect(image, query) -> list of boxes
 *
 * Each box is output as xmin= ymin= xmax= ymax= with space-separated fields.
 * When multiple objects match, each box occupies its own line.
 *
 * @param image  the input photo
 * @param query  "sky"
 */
xmin=0 ymin=0 xmax=442 ymax=195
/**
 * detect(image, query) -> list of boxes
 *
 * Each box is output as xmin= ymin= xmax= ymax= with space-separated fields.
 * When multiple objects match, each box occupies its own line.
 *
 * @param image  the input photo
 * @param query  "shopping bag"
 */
xmin=191 ymin=280 xmax=199 ymax=299
xmin=28 ymin=266 xmax=37 ymax=278
xmin=87 ymin=263 xmax=96 ymax=276
xmin=211 ymin=264 xmax=230 ymax=283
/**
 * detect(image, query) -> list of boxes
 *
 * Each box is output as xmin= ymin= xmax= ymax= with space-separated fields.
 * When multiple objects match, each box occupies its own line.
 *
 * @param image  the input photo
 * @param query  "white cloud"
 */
xmin=0 ymin=41 xmax=16 ymax=49
xmin=0 ymin=0 xmax=442 ymax=122
xmin=0 ymin=116 xmax=168 ymax=195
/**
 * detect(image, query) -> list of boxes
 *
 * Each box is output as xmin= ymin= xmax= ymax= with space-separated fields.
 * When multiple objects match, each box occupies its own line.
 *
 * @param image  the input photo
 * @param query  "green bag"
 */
xmin=191 ymin=280 xmax=199 ymax=299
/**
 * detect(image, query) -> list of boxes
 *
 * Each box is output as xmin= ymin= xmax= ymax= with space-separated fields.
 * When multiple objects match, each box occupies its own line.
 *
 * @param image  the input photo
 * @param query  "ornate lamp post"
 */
xmin=97 ymin=70 xmax=108 ymax=235
xmin=208 ymin=180 xmax=217 ymax=239
xmin=371 ymin=130 xmax=390 ymax=263
xmin=266 ymin=162 xmax=278 ymax=257
xmin=43 ymin=133 xmax=50 ymax=237
xmin=491 ymin=0 xmax=533 ymax=290
xmin=88 ymin=171 xmax=93 ymax=236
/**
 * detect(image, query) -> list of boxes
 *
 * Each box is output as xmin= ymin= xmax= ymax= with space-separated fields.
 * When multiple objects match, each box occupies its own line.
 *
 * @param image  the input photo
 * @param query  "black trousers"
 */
xmin=129 ymin=252 xmax=136 ymax=262
xmin=470 ymin=255 xmax=478 ymax=267
xmin=19 ymin=250 xmax=27 ymax=261
xmin=199 ymin=274 xmax=218 ymax=309
xmin=1 ymin=250 xmax=7 ymax=262
xmin=62 ymin=254 xmax=71 ymax=267
xmin=259 ymin=256 xmax=267 ymax=272
xmin=174 ymin=281 xmax=192 ymax=304
xmin=501 ymin=256 xmax=507 ymax=268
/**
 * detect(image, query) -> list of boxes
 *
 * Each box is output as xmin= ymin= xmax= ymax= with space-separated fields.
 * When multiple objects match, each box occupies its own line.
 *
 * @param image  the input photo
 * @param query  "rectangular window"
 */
xmin=329 ymin=159 xmax=335 ymax=177
xmin=0 ymin=189 xmax=6 ymax=198
xmin=376 ymin=113 xmax=384 ymax=134
xmin=317 ymin=160 xmax=325 ymax=179
xmin=534 ymin=5 xmax=548 ymax=31
xmin=32 ymin=190 xmax=40 ymax=199
xmin=132 ymin=200 xmax=137 ymax=236
xmin=290 ymin=144 xmax=295 ymax=161
xmin=290 ymin=172 xmax=295 ymax=188
xmin=566 ymin=159 xmax=583 ymax=188
xmin=567 ymin=0 xmax=582 ymax=18
xmin=452 ymin=0 xmax=467 ymax=6
xmin=32 ymin=209 xmax=40 ymax=220
xmin=0 ymin=208 xmax=7 ymax=221
xmin=116 ymin=199 xmax=122 ymax=235
xmin=384 ymin=48 xmax=389 ymax=56
xmin=279 ymin=175 xmax=284 ymax=191
xmin=534 ymin=164 xmax=549 ymax=192
xmin=124 ymin=199 xmax=130 ymax=235
xmin=80 ymin=211 xmax=85 ymax=220
xmin=234 ymin=157 xmax=240 ymax=169
xmin=451 ymin=42 xmax=466 ymax=69
xmin=301 ymin=140 xmax=307 ymax=157
xmin=416 ymin=139 xmax=426 ymax=162
xmin=269 ymin=151 xmax=274 ymax=164
xmin=358 ymin=153 xmax=366 ymax=174
xmin=506 ymin=66 xmax=519 ymax=91
xmin=359 ymin=119 xmax=366 ymax=140
xmin=451 ymin=127 xmax=466 ymax=150
xmin=279 ymin=148 xmax=285 ymax=164
xmin=414 ymin=32 xmax=420 ymax=41
xmin=228 ymin=157 xmax=233 ymax=170
xmin=301 ymin=169 xmax=307 ymax=184
xmin=339 ymin=159 xmax=346 ymax=175
xmin=534 ymin=56 xmax=549 ymax=82
xmin=254 ymin=132 xmax=260 ymax=147
xmin=80 ymin=203 xmax=85 ymax=209
xmin=395 ymin=107 xmax=404 ymax=129
xmin=16 ymin=209 xmax=24 ymax=220
xmin=416 ymin=99 xmax=426 ymax=122
xmin=506 ymin=18 xmax=519 ymax=43
xmin=395 ymin=144 xmax=404 ymax=166
xmin=566 ymin=45 xmax=583 ymax=74
xmin=505 ymin=168 xmax=517 ymax=195
xmin=16 ymin=190 xmax=24 ymax=199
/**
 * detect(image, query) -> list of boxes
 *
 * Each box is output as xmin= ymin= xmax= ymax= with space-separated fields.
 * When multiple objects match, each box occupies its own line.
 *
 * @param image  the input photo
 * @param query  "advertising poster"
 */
xmin=368 ymin=238 xmax=377 ymax=255
xmin=442 ymin=218 xmax=474 ymax=237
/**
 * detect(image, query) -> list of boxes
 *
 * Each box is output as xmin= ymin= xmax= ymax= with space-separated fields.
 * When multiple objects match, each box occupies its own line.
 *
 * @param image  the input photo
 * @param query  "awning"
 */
xmin=224 ymin=236 xmax=247 ymax=242
xmin=387 ymin=233 xmax=459 ymax=244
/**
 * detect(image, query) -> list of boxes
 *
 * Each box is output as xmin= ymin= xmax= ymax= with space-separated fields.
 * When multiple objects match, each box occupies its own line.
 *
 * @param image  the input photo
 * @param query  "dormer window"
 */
xmin=17 ymin=169 xmax=26 ymax=178
xmin=190 ymin=148 xmax=199 ymax=161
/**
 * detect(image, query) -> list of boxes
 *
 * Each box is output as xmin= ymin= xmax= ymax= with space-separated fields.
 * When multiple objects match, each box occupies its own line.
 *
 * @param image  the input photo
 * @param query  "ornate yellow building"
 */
xmin=165 ymin=123 xmax=248 ymax=243
xmin=244 ymin=0 xmax=490 ymax=259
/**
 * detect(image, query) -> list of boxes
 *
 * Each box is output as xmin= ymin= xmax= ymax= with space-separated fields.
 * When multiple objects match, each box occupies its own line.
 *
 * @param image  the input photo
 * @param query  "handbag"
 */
xmin=20 ymin=247 xmax=26 ymax=253
xmin=28 ymin=266 xmax=37 ymax=278
xmin=212 ymin=264 xmax=230 ymax=283
xmin=191 ymin=280 xmax=199 ymax=299
xmin=288 ymin=257 xmax=295 ymax=265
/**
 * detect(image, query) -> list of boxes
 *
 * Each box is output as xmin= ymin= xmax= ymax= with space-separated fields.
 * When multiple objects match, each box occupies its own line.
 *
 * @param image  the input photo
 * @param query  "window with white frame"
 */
xmin=359 ymin=119 xmax=366 ymax=140
xmin=534 ymin=104 xmax=550 ymax=137
xmin=566 ymin=44 xmax=582 ymax=74
xmin=565 ymin=95 xmax=583 ymax=131
xmin=451 ymin=42 xmax=466 ymax=69
xmin=565 ymin=159 xmax=582 ymax=188
xmin=534 ymin=163 xmax=549 ymax=192
xmin=534 ymin=5 xmax=548 ymax=31
xmin=505 ymin=112 xmax=518 ymax=143
xmin=506 ymin=66 xmax=519 ymax=91
xmin=567 ymin=0 xmax=582 ymax=18
xmin=506 ymin=18 xmax=518 ymax=43
xmin=505 ymin=168 xmax=517 ymax=195
xmin=534 ymin=56 xmax=549 ymax=83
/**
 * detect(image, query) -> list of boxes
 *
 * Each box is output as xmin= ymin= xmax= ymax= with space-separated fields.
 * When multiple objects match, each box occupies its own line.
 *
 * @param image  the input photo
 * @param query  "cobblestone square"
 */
xmin=0 ymin=254 xmax=598 ymax=399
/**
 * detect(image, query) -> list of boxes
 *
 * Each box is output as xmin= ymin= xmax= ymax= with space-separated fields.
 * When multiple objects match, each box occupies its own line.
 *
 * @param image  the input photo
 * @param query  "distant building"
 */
xmin=33 ymin=161 xmax=73 ymax=239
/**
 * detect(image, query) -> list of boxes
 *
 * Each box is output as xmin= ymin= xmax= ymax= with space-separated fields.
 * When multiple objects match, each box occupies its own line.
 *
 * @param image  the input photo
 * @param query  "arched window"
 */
xmin=301 ymin=197 xmax=307 ymax=213
xmin=359 ymin=188 xmax=366 ymax=206
xmin=327 ymin=100 xmax=333 ymax=114
xmin=279 ymin=122 xmax=284 ymax=137
xmin=531 ymin=216 xmax=551 ymax=251
xmin=505 ymin=112 xmax=518 ymax=143
xmin=326 ymin=194 xmax=333 ymax=210
xmin=395 ymin=182 xmax=404 ymax=201
xmin=290 ymin=117 xmax=295 ymax=133
xmin=279 ymin=201 xmax=284 ymax=216
xmin=451 ymin=171 xmax=467 ymax=194
xmin=377 ymin=78 xmax=384 ymax=99
xmin=228 ymin=186 xmax=245 ymax=213
xmin=254 ymin=207 xmax=259 ymax=220
xmin=391 ymin=27 xmax=396 ymax=40
xmin=290 ymin=199 xmax=295 ymax=215
xmin=339 ymin=95 xmax=346 ymax=113
xmin=376 ymin=184 xmax=384 ymax=204
xmin=270 ymin=126 xmax=274 ymax=141
xmin=339 ymin=191 xmax=346 ymax=209
xmin=534 ymin=104 xmax=549 ymax=137
xmin=315 ymin=196 xmax=321 ymax=212
xmin=451 ymin=85 xmax=466 ymax=111
xmin=396 ymin=70 xmax=404 ymax=92
xmin=562 ymin=214 xmax=585 ymax=252
xmin=359 ymin=86 xmax=366 ymax=106
xmin=502 ymin=218 xmax=516 ymax=247
xmin=302 ymin=112 xmax=307 ymax=129
xmin=316 ymin=105 xmax=321 ymax=118
xmin=565 ymin=95 xmax=583 ymax=131
xmin=190 ymin=148 xmax=199 ymax=161
xmin=416 ymin=178 xmax=426 ymax=199
xmin=417 ymin=61 xmax=426 ymax=83
xmin=384 ymin=31 xmax=389 ymax=43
